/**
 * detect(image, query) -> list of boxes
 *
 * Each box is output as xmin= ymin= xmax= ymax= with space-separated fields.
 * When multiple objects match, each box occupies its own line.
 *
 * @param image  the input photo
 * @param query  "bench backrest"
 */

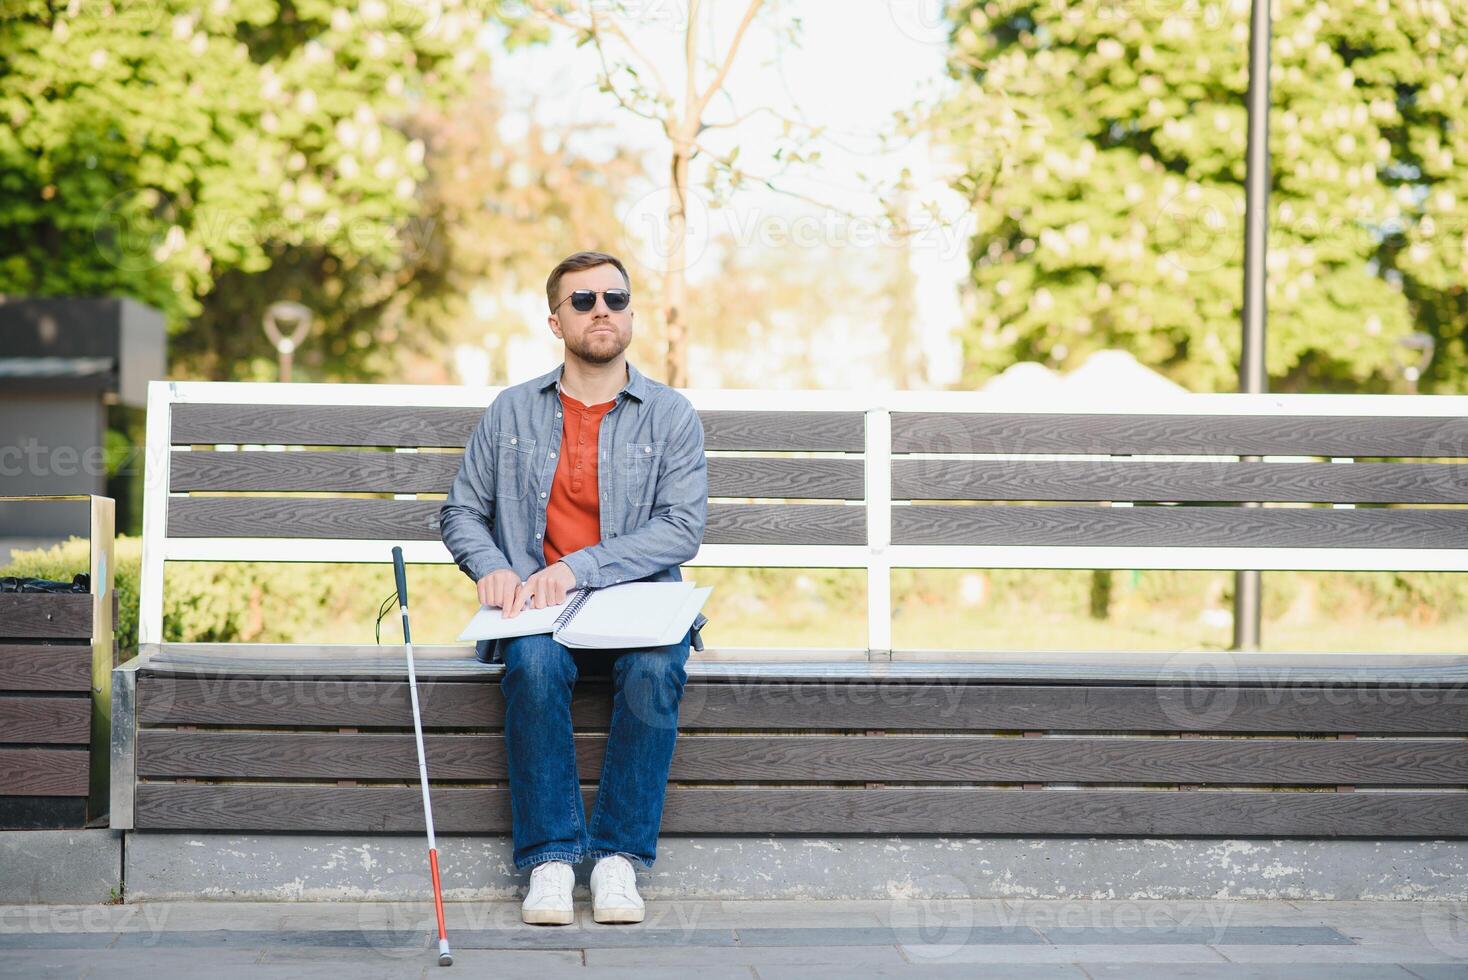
xmin=139 ymin=381 xmax=1468 ymax=655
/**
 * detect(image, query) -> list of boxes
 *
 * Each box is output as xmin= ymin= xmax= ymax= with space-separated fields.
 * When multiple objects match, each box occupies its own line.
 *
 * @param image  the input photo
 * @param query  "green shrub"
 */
xmin=5 ymin=536 xmax=1466 ymax=654
xmin=2 ymin=535 xmax=142 ymax=661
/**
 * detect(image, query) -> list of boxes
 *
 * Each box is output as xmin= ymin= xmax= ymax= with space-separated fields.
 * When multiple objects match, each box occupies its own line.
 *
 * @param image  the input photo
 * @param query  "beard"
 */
xmin=567 ymin=326 xmax=627 ymax=365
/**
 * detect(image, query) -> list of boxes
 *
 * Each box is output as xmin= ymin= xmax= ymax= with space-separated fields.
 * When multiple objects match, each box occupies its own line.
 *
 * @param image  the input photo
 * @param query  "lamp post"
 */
xmin=262 ymin=302 xmax=314 ymax=382
xmin=1234 ymin=0 xmax=1271 ymax=652
xmin=1394 ymin=332 xmax=1435 ymax=395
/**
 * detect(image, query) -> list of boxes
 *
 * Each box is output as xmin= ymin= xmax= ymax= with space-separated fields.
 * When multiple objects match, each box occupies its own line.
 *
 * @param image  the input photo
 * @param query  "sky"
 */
xmin=480 ymin=0 xmax=972 ymax=389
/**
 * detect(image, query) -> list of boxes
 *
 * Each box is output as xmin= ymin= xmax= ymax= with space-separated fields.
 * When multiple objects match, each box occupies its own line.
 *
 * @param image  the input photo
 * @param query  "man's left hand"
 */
xmin=505 ymin=560 xmax=578 ymax=618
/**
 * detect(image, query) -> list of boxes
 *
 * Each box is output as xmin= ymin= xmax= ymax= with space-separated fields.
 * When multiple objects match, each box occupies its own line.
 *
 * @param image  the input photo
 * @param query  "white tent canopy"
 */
xmin=980 ymin=350 xmax=1190 ymax=399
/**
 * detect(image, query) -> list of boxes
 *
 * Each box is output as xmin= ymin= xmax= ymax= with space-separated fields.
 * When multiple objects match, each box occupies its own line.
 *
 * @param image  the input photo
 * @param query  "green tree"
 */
xmin=0 ymin=0 xmax=531 ymax=380
xmin=932 ymin=0 xmax=1468 ymax=393
xmin=390 ymin=82 xmax=649 ymax=385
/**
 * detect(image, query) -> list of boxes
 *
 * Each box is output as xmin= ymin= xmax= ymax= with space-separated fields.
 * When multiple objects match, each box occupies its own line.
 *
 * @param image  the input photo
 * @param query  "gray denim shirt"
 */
xmin=439 ymin=359 xmax=709 ymax=663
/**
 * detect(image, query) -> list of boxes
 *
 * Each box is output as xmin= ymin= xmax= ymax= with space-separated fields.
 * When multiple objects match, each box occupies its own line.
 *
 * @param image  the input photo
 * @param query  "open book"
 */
xmin=456 ymin=580 xmax=712 ymax=649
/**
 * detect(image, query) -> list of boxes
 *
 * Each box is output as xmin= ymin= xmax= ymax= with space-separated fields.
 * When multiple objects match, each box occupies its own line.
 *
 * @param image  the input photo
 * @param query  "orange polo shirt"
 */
xmin=543 ymin=388 xmax=616 ymax=569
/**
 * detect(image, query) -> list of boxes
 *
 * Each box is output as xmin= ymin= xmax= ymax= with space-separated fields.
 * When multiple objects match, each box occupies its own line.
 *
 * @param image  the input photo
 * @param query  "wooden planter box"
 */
xmin=0 ymin=496 xmax=116 ymax=829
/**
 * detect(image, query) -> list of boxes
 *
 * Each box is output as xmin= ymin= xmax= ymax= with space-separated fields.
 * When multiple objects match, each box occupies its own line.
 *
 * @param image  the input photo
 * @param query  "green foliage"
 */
xmin=8 ymin=537 xmax=1459 ymax=656
xmin=0 ymin=0 xmax=515 ymax=380
xmin=934 ymin=0 xmax=1468 ymax=392
xmin=2 ymin=535 xmax=141 ymax=660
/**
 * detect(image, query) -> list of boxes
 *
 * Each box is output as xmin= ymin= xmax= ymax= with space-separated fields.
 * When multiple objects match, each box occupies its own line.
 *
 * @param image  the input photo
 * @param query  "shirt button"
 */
xmin=556 ymin=412 xmax=562 ymax=418
xmin=540 ymin=491 xmax=547 ymax=497
xmin=550 ymin=451 xmax=556 ymax=458
xmin=536 ymin=533 xmax=542 ymax=538
xmin=644 ymin=446 xmax=651 ymax=453
xmin=510 ymin=437 xmax=517 ymax=444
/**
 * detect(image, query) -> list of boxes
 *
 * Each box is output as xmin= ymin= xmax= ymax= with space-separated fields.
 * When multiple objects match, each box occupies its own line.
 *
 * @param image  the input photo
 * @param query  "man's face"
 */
xmin=549 ymin=264 xmax=633 ymax=366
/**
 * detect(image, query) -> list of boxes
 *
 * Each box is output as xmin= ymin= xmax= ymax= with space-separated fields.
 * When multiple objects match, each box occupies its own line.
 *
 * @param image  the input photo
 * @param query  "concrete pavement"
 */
xmin=2 ymin=897 xmax=1466 ymax=978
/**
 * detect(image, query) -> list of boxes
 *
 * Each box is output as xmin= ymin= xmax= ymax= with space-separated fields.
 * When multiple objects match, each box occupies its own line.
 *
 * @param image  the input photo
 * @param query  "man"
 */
xmin=439 ymin=250 xmax=709 ymax=927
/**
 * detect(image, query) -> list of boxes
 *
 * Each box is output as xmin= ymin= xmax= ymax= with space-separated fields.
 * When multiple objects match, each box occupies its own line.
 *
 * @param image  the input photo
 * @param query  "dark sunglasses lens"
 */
xmin=570 ymin=290 xmax=597 ymax=312
xmin=605 ymin=289 xmax=630 ymax=311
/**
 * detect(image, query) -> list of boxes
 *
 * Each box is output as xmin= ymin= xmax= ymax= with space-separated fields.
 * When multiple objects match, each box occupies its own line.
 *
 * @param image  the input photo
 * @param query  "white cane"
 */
xmin=392 ymin=546 xmax=453 ymax=967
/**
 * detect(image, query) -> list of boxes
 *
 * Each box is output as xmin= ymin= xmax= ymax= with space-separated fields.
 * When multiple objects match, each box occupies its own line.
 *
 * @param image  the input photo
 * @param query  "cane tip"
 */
xmin=438 ymin=952 xmax=454 ymax=967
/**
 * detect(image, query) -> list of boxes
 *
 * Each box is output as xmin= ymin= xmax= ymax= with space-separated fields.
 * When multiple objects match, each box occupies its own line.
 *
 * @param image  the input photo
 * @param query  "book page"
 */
xmin=651 ymin=587 xmax=712 ymax=646
xmin=455 ymin=595 xmax=571 ymax=642
xmin=557 ymin=581 xmax=696 ymax=647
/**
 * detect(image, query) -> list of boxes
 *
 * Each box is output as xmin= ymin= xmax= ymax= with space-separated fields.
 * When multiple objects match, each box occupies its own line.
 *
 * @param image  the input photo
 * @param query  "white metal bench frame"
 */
xmin=138 ymin=380 xmax=1468 ymax=659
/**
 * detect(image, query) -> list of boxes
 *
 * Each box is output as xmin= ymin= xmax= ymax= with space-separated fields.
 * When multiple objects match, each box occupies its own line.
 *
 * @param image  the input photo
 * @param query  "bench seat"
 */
xmin=113 ymin=383 xmax=1468 ymax=842
xmin=132 ymin=643 xmax=1468 ymax=684
xmin=112 ymin=645 xmax=1468 ymax=838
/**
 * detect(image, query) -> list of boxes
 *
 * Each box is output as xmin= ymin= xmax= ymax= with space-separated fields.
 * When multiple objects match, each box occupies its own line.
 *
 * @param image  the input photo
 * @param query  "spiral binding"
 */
xmin=554 ymin=588 xmax=592 ymax=630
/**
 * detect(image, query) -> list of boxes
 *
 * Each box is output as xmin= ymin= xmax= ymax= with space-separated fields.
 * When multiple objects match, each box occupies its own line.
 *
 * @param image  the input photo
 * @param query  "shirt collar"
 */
xmin=535 ymin=360 xmax=647 ymax=403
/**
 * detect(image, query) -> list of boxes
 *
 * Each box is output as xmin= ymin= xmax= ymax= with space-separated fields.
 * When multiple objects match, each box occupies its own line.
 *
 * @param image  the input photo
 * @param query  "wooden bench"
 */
xmin=111 ymin=382 xmax=1468 ymax=838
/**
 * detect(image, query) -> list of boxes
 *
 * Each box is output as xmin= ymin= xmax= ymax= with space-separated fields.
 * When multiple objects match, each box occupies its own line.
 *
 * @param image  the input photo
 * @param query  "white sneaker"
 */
xmin=590 ymin=854 xmax=645 ymax=924
xmin=521 ymin=860 xmax=575 ymax=925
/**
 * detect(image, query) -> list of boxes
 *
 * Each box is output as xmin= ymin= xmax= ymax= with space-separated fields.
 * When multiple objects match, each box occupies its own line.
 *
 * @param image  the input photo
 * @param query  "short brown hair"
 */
xmin=546 ymin=251 xmax=632 ymax=311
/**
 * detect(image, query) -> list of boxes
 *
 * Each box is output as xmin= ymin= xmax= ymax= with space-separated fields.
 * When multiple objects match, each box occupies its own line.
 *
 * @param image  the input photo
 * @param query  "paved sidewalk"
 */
xmin=2 ymin=898 xmax=1466 ymax=978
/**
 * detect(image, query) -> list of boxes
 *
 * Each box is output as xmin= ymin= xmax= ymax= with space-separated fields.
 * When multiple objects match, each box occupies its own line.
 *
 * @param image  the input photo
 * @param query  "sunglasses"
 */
xmin=553 ymin=288 xmax=631 ymax=314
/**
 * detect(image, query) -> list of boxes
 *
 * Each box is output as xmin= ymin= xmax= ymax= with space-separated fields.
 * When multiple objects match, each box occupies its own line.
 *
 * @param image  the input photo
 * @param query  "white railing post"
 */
xmin=1330 ymin=457 xmax=1356 ymax=509
xmin=865 ymin=406 xmax=892 ymax=660
xmin=137 ymin=380 xmax=173 ymax=649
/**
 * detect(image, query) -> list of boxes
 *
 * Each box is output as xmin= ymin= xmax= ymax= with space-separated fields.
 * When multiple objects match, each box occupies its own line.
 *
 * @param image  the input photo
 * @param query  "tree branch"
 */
xmin=698 ymin=103 xmax=824 ymax=136
xmin=586 ymin=5 xmax=673 ymax=103
xmin=693 ymin=0 xmax=764 ymax=121
xmin=683 ymin=0 xmax=700 ymax=135
xmin=520 ymin=0 xmax=674 ymax=127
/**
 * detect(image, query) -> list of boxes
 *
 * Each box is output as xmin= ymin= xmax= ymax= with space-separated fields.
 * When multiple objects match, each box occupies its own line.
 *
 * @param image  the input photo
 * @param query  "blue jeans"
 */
xmin=499 ymin=627 xmax=692 ymax=871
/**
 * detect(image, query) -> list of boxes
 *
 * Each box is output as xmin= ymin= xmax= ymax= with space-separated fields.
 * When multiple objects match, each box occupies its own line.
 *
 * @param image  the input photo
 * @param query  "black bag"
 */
xmin=0 ymin=573 xmax=90 ymax=594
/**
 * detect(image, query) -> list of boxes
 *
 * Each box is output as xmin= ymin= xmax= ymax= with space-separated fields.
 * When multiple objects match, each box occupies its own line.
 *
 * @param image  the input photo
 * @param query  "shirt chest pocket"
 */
xmin=494 ymin=431 xmax=537 ymax=500
xmin=621 ymin=440 xmax=665 ymax=506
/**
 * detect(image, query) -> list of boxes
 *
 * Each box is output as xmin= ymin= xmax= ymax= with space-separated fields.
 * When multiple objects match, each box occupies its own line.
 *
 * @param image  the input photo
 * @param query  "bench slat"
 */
xmin=134 ymin=730 xmax=1468 ymax=785
xmin=892 ymin=413 xmax=1468 ymax=457
xmin=172 ymin=404 xmax=474 ymax=447
xmin=168 ymin=498 xmax=866 ymax=545
xmin=893 ymin=504 xmax=1468 ymax=548
xmin=136 ymin=646 xmax=1468 ymax=684
xmin=0 ymin=748 xmax=90 ymax=797
xmin=0 ymin=697 xmax=91 ymax=743
xmin=173 ymin=451 xmax=866 ymax=499
xmin=0 ymin=595 xmax=96 ymax=640
xmin=893 ymin=459 xmax=1468 ymax=504
xmin=134 ymin=678 xmax=1468 ymax=732
xmin=173 ymin=404 xmax=866 ymax=452
xmin=701 ymin=411 xmax=866 ymax=451
xmin=173 ymin=450 xmax=461 ymax=494
xmin=0 ymin=644 xmax=93 ymax=691
xmin=133 ymin=784 xmax=1468 ymax=836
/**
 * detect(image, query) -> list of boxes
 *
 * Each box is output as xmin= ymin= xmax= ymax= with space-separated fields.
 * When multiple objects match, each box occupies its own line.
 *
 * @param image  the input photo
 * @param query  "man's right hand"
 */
xmin=478 ymin=569 xmax=523 ymax=611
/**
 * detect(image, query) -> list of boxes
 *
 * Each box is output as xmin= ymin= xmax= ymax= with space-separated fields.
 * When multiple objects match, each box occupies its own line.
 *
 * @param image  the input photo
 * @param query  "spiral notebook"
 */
xmin=456 ymin=580 xmax=711 ymax=649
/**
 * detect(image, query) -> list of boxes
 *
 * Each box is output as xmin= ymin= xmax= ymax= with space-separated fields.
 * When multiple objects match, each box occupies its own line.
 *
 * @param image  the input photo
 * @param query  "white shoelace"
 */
xmin=595 ymin=856 xmax=640 ymax=901
xmin=529 ymin=862 xmax=572 ymax=901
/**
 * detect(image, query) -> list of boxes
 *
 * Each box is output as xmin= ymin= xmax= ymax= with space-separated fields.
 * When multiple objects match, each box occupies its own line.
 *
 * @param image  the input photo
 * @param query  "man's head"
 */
xmin=546 ymin=251 xmax=634 ymax=367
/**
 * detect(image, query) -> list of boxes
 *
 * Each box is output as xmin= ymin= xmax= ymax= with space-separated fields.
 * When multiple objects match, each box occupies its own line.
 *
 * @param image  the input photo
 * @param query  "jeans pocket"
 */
xmin=495 ymin=431 xmax=536 ymax=500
